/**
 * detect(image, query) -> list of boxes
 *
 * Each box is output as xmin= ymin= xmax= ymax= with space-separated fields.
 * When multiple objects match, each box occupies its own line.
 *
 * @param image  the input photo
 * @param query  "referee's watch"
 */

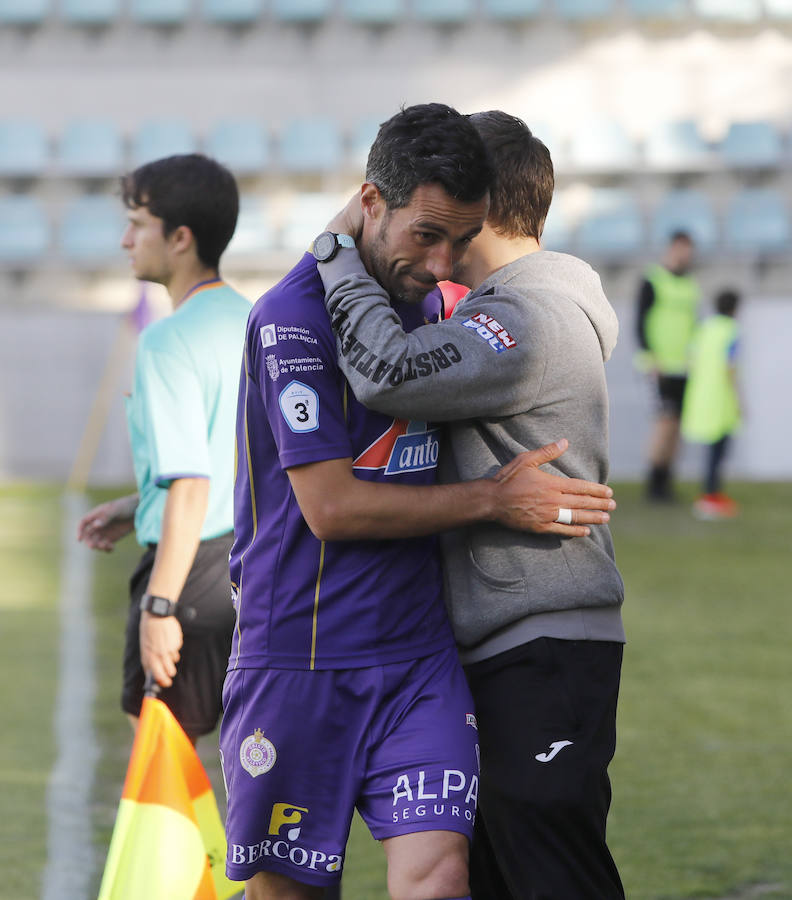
xmin=311 ymin=231 xmax=355 ymax=263
xmin=140 ymin=593 xmax=178 ymax=618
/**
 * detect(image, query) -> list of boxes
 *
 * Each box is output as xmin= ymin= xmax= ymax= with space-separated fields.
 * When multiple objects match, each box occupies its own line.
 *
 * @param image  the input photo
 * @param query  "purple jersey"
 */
xmin=229 ymin=254 xmax=454 ymax=671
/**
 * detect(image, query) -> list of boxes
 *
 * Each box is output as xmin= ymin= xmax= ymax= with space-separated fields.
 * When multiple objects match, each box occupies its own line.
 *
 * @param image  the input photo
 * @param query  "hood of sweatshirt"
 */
xmin=474 ymin=250 xmax=619 ymax=362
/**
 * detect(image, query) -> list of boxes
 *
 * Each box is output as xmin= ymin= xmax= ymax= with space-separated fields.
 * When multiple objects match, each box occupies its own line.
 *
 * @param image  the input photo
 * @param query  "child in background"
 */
xmin=681 ymin=289 xmax=741 ymax=519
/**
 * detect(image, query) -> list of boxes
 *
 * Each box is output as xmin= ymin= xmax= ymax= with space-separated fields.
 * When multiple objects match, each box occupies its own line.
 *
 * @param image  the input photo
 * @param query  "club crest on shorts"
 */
xmin=466 ymin=713 xmax=478 ymax=730
xmin=240 ymin=728 xmax=277 ymax=777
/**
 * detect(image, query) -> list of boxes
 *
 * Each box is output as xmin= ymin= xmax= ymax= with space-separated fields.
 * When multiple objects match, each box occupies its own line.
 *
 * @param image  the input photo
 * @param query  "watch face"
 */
xmin=151 ymin=596 xmax=170 ymax=616
xmin=313 ymin=231 xmax=335 ymax=262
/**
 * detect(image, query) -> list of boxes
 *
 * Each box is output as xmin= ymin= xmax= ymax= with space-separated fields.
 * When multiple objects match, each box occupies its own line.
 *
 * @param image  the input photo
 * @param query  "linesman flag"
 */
xmin=98 ymin=690 xmax=241 ymax=900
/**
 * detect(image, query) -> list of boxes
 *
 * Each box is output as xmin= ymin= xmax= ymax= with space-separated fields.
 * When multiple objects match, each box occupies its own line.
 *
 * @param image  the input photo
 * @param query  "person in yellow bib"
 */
xmin=682 ymin=289 xmax=741 ymax=519
xmin=635 ymin=231 xmax=700 ymax=501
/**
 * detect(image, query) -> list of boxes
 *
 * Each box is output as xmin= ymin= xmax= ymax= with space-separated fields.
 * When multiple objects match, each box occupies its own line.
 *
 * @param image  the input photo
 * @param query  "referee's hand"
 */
xmin=139 ymin=612 xmax=183 ymax=688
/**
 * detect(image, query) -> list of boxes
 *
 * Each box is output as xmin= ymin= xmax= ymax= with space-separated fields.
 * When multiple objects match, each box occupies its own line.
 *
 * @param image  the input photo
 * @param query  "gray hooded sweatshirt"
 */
xmin=319 ymin=248 xmax=625 ymax=664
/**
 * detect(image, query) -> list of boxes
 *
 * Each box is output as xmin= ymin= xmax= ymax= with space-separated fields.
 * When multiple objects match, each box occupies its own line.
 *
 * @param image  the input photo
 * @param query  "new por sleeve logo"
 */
xmin=279 ymin=380 xmax=319 ymax=433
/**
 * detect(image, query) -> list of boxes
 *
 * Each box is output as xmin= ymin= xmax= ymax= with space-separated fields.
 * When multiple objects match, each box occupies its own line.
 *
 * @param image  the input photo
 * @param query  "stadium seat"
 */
xmin=764 ymin=0 xmax=792 ymax=19
xmin=575 ymin=188 xmax=644 ymax=257
xmin=540 ymin=193 xmax=573 ymax=252
xmin=718 ymin=121 xmax=784 ymax=170
xmin=724 ymin=189 xmax=790 ymax=254
xmin=205 ymin=119 xmax=269 ymax=175
xmin=0 ymin=120 xmax=49 ymax=177
xmin=413 ymin=0 xmax=476 ymax=22
xmin=691 ymin=0 xmax=761 ymax=21
xmin=0 ymin=195 xmax=50 ymax=264
xmin=644 ymin=119 xmax=712 ymax=172
xmin=483 ymin=0 xmax=542 ymax=20
xmin=0 ymin=0 xmax=50 ymax=24
xmin=201 ymin=0 xmax=263 ymax=23
xmin=58 ymin=119 xmax=124 ymax=177
xmin=61 ymin=0 xmax=120 ymax=24
xmin=650 ymin=190 xmax=718 ymax=254
xmin=133 ymin=120 xmax=196 ymax=167
xmin=567 ymin=119 xmax=638 ymax=173
xmin=627 ymin=0 xmax=686 ymax=16
xmin=225 ymin=198 xmax=274 ymax=259
xmin=280 ymin=192 xmax=344 ymax=252
xmin=130 ymin=0 xmax=191 ymax=25
xmin=59 ymin=195 xmax=126 ymax=264
xmin=342 ymin=0 xmax=403 ymax=24
xmin=553 ymin=0 xmax=615 ymax=21
xmin=279 ymin=119 xmax=342 ymax=173
xmin=271 ymin=0 xmax=331 ymax=22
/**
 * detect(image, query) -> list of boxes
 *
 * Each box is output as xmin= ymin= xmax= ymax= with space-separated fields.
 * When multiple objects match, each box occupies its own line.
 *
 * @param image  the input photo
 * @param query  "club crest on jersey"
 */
xmin=240 ymin=728 xmax=277 ymax=777
xmin=461 ymin=312 xmax=517 ymax=353
xmin=353 ymin=419 xmax=440 ymax=475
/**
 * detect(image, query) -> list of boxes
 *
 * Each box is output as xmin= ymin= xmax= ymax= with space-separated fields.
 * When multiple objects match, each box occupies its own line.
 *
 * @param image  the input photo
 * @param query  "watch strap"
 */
xmin=140 ymin=593 xmax=178 ymax=617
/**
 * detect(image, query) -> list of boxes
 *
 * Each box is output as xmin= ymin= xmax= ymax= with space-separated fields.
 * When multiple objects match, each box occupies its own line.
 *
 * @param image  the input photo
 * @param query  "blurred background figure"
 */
xmin=682 ymin=289 xmax=742 ymax=520
xmin=635 ymin=231 xmax=700 ymax=502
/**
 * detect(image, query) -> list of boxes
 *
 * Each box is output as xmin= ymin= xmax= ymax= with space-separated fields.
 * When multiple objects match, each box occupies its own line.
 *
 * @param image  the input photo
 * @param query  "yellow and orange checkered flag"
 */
xmin=98 ymin=682 xmax=241 ymax=900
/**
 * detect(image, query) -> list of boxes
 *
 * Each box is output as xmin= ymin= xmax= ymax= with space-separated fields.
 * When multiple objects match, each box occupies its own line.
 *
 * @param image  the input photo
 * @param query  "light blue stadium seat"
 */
xmin=627 ymin=0 xmax=686 ymax=16
xmin=541 ymin=194 xmax=572 ymax=251
xmin=130 ymin=0 xmax=191 ymax=24
xmin=483 ymin=0 xmax=542 ymax=18
xmin=202 ymin=0 xmax=262 ymax=22
xmin=59 ymin=119 xmax=124 ymax=177
xmin=567 ymin=120 xmax=638 ymax=172
xmin=60 ymin=195 xmax=126 ymax=263
xmin=349 ymin=116 xmax=383 ymax=170
xmin=575 ymin=188 xmax=644 ymax=257
xmin=279 ymin=119 xmax=342 ymax=173
xmin=413 ymin=0 xmax=476 ymax=22
xmin=553 ymin=0 xmax=615 ymax=20
xmin=650 ymin=190 xmax=718 ymax=253
xmin=765 ymin=0 xmax=792 ymax=18
xmin=225 ymin=198 xmax=274 ymax=259
xmin=0 ymin=196 xmax=50 ymax=264
xmin=281 ymin=193 xmax=344 ymax=252
xmin=692 ymin=0 xmax=761 ymax=20
xmin=719 ymin=121 xmax=784 ymax=170
xmin=0 ymin=0 xmax=50 ymax=24
xmin=133 ymin=120 xmax=196 ymax=166
xmin=724 ymin=189 xmax=790 ymax=254
xmin=0 ymin=120 xmax=49 ymax=177
xmin=61 ymin=0 xmax=120 ymax=24
xmin=644 ymin=120 xmax=712 ymax=172
xmin=342 ymin=0 xmax=403 ymax=23
xmin=205 ymin=119 xmax=269 ymax=175
xmin=271 ymin=0 xmax=331 ymax=22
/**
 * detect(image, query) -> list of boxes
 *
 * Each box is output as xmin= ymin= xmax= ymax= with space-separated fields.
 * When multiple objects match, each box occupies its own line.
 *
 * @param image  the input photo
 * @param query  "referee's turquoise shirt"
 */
xmin=125 ymin=280 xmax=251 ymax=546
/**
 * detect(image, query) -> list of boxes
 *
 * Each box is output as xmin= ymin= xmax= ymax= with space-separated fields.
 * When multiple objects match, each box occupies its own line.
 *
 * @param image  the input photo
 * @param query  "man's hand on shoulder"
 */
xmin=492 ymin=439 xmax=616 ymax=537
xmin=139 ymin=612 xmax=183 ymax=689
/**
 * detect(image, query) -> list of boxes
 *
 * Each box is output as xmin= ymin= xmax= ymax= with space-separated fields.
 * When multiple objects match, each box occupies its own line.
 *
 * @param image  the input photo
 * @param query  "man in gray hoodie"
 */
xmin=315 ymin=110 xmax=625 ymax=899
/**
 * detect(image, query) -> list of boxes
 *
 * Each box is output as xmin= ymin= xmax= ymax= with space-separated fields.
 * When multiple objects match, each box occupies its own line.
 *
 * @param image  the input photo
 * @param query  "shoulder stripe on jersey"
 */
xmin=231 ymin=346 xmax=258 ymax=670
xmin=309 ymin=541 xmax=326 ymax=670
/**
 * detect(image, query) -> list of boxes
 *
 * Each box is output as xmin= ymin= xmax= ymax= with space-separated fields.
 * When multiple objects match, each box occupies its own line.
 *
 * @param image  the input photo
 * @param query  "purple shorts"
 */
xmin=219 ymin=646 xmax=479 ymax=886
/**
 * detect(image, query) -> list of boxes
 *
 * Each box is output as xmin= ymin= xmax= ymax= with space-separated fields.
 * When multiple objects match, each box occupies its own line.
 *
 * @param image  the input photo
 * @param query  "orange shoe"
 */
xmin=693 ymin=493 xmax=739 ymax=520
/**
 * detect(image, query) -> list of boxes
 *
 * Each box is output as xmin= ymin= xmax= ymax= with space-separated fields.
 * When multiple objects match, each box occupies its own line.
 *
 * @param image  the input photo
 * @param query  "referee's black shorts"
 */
xmin=122 ymin=531 xmax=235 ymax=739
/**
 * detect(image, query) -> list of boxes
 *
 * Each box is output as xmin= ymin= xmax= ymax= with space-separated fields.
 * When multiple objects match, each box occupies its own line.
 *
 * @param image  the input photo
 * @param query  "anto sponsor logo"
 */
xmin=353 ymin=420 xmax=439 ymax=475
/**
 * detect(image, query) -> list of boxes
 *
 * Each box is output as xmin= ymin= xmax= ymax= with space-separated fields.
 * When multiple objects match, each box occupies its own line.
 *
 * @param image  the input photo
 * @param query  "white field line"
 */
xmin=41 ymin=491 xmax=98 ymax=900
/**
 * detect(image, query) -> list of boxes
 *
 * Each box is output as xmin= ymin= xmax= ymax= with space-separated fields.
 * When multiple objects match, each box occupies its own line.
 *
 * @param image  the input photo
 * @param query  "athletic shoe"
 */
xmin=692 ymin=493 xmax=739 ymax=520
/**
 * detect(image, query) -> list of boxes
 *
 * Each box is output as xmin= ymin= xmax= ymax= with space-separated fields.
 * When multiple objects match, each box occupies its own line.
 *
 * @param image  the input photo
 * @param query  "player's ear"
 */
xmin=360 ymin=183 xmax=385 ymax=222
xmin=168 ymin=224 xmax=195 ymax=256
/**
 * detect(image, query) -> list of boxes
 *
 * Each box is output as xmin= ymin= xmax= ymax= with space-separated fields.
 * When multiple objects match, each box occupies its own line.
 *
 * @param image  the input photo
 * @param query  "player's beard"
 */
xmin=366 ymin=216 xmax=437 ymax=305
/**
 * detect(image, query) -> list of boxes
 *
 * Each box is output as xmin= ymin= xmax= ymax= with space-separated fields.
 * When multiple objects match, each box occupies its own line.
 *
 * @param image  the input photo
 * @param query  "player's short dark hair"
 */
xmin=669 ymin=230 xmax=693 ymax=246
xmin=121 ymin=153 xmax=239 ymax=269
xmin=467 ymin=110 xmax=554 ymax=241
xmin=365 ymin=103 xmax=493 ymax=210
xmin=715 ymin=289 xmax=740 ymax=316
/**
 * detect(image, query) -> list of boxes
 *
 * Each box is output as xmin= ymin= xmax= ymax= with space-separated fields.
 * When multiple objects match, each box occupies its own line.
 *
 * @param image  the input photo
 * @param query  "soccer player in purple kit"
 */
xmin=219 ymin=104 xmax=615 ymax=900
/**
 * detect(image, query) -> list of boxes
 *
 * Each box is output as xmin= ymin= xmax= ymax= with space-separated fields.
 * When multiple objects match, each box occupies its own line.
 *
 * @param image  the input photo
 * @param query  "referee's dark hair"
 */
xmin=366 ymin=103 xmax=493 ymax=210
xmin=121 ymin=153 xmax=239 ymax=270
xmin=468 ymin=110 xmax=554 ymax=242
